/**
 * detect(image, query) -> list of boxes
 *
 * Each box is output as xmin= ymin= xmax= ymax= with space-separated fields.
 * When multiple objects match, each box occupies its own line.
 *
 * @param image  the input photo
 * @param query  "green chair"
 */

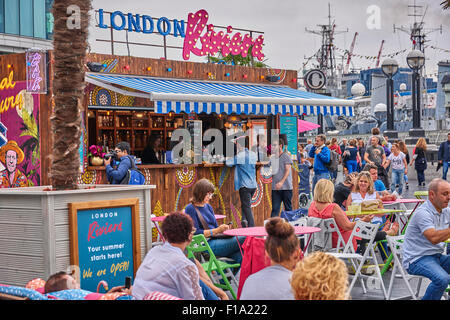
xmin=186 ymin=234 xmax=240 ymax=299
xmin=414 ymin=191 xmax=428 ymax=200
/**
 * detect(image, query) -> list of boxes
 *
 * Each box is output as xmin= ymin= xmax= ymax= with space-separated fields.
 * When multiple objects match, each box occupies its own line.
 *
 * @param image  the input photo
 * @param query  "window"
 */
xmin=45 ymin=0 xmax=53 ymax=39
xmin=4 ymin=0 xmax=19 ymax=35
xmin=20 ymin=0 xmax=34 ymax=37
xmin=33 ymin=0 xmax=46 ymax=38
xmin=0 ymin=0 xmax=4 ymax=33
xmin=1 ymin=0 xmax=52 ymax=39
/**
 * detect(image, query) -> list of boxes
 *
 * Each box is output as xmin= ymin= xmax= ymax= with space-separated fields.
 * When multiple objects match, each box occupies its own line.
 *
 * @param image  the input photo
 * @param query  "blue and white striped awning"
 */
xmin=85 ymin=73 xmax=354 ymax=116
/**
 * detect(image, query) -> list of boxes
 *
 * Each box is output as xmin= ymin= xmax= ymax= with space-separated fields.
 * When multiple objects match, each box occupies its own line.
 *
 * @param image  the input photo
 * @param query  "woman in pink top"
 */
xmin=308 ymin=179 xmax=373 ymax=250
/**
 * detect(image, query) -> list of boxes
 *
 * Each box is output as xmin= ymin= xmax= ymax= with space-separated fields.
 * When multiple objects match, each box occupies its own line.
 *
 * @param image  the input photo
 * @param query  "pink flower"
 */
xmin=88 ymin=145 xmax=105 ymax=158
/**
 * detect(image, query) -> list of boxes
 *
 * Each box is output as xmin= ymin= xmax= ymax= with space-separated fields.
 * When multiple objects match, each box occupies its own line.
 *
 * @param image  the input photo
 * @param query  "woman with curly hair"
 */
xmin=132 ymin=212 xmax=204 ymax=300
xmin=240 ymin=217 xmax=302 ymax=300
xmin=290 ymin=251 xmax=349 ymax=300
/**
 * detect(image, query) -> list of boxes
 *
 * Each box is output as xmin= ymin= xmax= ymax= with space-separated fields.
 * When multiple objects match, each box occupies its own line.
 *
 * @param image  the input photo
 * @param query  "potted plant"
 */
xmin=88 ymin=145 xmax=105 ymax=166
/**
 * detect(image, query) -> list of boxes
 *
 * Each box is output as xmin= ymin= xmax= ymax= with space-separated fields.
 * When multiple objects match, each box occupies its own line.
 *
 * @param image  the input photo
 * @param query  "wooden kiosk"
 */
xmin=0 ymin=50 xmax=354 ymax=287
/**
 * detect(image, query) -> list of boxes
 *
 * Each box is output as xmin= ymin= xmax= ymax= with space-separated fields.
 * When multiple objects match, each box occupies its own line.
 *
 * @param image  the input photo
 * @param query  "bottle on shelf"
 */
xmin=143 ymin=131 xmax=148 ymax=147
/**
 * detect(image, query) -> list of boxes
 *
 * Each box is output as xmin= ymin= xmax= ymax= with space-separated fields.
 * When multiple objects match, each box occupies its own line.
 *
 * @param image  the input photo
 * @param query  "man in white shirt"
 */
xmin=402 ymin=179 xmax=450 ymax=300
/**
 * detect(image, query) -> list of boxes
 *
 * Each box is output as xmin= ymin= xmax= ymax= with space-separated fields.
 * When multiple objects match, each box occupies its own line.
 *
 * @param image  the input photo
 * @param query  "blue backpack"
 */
xmin=120 ymin=156 xmax=146 ymax=185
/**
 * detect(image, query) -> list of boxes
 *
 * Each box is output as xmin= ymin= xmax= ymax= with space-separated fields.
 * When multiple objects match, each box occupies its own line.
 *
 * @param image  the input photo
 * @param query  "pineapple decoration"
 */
xmin=152 ymin=201 xmax=164 ymax=242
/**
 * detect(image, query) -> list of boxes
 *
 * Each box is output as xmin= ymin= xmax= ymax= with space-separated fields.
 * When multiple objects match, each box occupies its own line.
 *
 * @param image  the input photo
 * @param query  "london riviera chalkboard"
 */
xmin=68 ymin=198 xmax=141 ymax=292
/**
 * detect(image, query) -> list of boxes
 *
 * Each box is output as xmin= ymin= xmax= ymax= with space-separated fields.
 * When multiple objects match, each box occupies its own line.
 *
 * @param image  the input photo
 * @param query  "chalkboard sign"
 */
xmin=69 ymin=198 xmax=141 ymax=292
xmin=280 ymin=116 xmax=298 ymax=159
xmin=185 ymin=120 xmax=202 ymax=164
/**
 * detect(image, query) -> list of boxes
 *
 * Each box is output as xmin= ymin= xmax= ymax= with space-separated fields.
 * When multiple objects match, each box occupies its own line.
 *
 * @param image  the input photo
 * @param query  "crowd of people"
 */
xmin=35 ymin=131 xmax=449 ymax=301
xmin=301 ymin=128 xmax=437 ymax=198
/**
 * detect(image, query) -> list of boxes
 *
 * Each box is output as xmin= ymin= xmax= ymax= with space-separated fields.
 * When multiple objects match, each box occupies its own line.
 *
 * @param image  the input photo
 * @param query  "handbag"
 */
xmin=193 ymin=206 xmax=233 ymax=240
xmin=360 ymin=199 xmax=382 ymax=211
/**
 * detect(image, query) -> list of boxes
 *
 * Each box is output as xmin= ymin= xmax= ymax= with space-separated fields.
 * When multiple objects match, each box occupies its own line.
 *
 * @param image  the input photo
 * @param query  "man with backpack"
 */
xmin=105 ymin=141 xmax=145 ymax=185
xmin=308 ymin=134 xmax=331 ymax=195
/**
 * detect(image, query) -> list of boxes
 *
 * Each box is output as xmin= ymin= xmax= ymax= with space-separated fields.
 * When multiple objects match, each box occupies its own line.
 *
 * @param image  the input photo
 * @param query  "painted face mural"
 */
xmin=5 ymin=149 xmax=17 ymax=173
xmin=0 ymin=140 xmax=29 ymax=187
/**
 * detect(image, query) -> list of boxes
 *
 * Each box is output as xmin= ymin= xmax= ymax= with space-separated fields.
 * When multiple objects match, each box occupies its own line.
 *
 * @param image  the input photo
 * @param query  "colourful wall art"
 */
xmin=0 ymin=72 xmax=40 ymax=188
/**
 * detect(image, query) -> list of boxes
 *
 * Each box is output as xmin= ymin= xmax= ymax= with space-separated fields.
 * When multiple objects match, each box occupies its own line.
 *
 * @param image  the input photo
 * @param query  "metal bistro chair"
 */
xmin=329 ymin=220 xmax=388 ymax=299
xmin=386 ymin=235 xmax=425 ymax=300
xmin=186 ymin=234 xmax=240 ymax=300
xmin=296 ymin=217 xmax=346 ymax=255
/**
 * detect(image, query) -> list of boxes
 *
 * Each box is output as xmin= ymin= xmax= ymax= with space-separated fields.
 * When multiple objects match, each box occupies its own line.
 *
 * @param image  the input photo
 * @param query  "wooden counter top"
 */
xmin=87 ymin=163 xmax=221 ymax=171
xmin=86 ymin=162 xmax=268 ymax=171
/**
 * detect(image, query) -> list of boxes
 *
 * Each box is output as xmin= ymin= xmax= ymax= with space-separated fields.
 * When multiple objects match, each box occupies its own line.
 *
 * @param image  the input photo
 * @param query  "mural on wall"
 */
xmin=0 ymin=72 xmax=40 ymax=188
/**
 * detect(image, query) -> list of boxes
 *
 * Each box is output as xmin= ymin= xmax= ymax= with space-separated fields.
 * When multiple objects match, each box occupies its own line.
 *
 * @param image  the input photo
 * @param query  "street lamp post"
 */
xmin=381 ymin=58 xmax=399 ymax=139
xmin=405 ymin=50 xmax=425 ymax=145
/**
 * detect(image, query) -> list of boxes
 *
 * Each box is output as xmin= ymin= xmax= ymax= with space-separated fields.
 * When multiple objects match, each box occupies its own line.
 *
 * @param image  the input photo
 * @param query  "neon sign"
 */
xmin=26 ymin=50 xmax=48 ymax=94
xmin=97 ymin=9 xmax=265 ymax=62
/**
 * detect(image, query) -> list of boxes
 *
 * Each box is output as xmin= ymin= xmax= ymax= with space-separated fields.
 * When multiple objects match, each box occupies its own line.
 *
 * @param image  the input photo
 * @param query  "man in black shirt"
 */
xmin=333 ymin=172 xmax=357 ymax=209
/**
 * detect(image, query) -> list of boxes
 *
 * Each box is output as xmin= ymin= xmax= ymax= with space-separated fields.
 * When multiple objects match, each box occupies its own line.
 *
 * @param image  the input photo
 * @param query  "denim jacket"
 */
xmin=105 ymin=155 xmax=133 ymax=184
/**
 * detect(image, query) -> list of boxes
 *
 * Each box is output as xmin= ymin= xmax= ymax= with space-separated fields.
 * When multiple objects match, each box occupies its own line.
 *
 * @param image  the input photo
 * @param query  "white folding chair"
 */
xmin=289 ymin=217 xmax=309 ymax=253
xmin=386 ymin=235 xmax=424 ymax=300
xmin=305 ymin=217 xmax=346 ymax=254
xmin=329 ymin=220 xmax=388 ymax=299
xmin=322 ymin=218 xmax=346 ymax=253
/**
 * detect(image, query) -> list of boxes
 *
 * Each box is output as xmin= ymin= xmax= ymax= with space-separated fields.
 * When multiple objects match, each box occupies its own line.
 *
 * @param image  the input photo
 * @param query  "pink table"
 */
xmin=382 ymin=199 xmax=425 ymax=205
xmin=151 ymin=214 xmax=226 ymax=222
xmin=382 ymin=198 xmax=425 ymax=234
xmin=223 ymin=226 xmax=320 ymax=237
xmin=151 ymin=214 xmax=227 ymax=242
xmin=223 ymin=226 xmax=321 ymax=254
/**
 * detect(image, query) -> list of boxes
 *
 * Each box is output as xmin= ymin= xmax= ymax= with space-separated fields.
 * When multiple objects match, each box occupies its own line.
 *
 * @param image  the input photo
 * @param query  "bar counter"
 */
xmin=82 ymin=162 xmax=300 ymax=226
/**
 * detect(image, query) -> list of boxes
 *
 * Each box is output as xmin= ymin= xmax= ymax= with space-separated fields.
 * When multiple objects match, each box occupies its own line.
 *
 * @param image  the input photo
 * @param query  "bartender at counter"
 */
xmin=142 ymin=135 xmax=161 ymax=164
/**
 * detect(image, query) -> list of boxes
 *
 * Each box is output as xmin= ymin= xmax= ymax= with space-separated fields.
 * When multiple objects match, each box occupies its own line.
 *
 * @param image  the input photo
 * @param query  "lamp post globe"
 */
xmin=381 ymin=58 xmax=398 ymax=139
xmin=406 ymin=50 xmax=425 ymax=70
xmin=351 ymin=83 xmax=366 ymax=96
xmin=381 ymin=58 xmax=399 ymax=78
xmin=405 ymin=50 xmax=426 ymax=145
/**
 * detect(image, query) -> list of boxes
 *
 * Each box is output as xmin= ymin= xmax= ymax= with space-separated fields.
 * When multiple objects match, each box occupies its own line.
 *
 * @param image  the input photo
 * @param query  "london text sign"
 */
xmin=97 ymin=8 xmax=265 ymax=62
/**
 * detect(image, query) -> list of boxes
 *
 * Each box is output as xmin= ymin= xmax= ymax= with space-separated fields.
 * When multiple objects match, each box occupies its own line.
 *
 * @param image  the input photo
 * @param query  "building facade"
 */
xmin=0 ymin=0 xmax=53 ymax=54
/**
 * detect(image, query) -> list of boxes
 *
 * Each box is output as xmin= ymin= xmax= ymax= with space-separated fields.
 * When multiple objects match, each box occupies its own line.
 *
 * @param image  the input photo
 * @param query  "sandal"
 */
xmin=382 ymin=220 xmax=391 ymax=232
xmin=388 ymin=222 xmax=399 ymax=236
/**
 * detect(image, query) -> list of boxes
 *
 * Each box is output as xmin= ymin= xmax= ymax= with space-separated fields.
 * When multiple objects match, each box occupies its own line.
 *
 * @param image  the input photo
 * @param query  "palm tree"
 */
xmin=441 ymin=0 xmax=450 ymax=10
xmin=209 ymin=47 xmax=269 ymax=68
xmin=51 ymin=0 xmax=91 ymax=190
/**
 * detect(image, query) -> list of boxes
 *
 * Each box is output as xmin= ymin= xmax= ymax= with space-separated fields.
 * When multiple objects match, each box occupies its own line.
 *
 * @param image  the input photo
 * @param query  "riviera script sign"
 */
xmin=97 ymin=8 xmax=265 ymax=62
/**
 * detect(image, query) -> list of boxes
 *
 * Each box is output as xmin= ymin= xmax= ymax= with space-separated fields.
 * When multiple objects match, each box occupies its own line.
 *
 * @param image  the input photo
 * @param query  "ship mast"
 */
xmin=305 ymin=3 xmax=348 ymax=97
xmin=393 ymin=0 xmax=442 ymax=68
